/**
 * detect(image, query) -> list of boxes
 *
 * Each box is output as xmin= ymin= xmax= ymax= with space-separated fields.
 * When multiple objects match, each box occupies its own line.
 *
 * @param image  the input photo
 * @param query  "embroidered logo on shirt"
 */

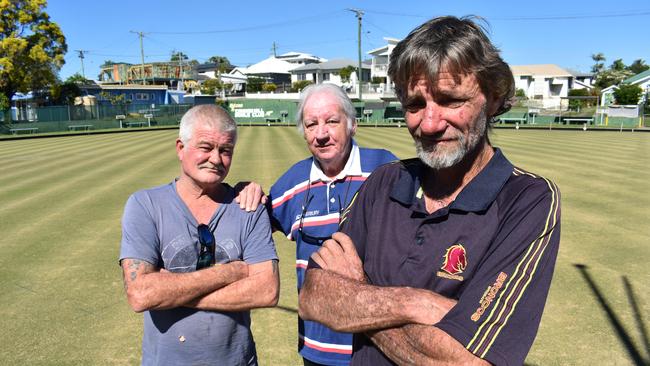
xmin=471 ymin=272 xmax=508 ymax=322
xmin=436 ymin=244 xmax=467 ymax=281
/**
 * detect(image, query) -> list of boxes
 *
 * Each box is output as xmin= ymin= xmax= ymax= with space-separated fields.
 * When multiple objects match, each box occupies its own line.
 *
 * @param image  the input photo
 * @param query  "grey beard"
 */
xmin=414 ymin=107 xmax=488 ymax=170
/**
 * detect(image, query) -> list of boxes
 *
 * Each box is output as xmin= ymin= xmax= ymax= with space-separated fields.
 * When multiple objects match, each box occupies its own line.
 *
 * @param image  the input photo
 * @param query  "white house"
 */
xmin=230 ymin=52 xmax=326 ymax=86
xmin=600 ymin=69 xmax=650 ymax=106
xmin=290 ymin=58 xmax=370 ymax=86
xmin=367 ymin=37 xmax=400 ymax=90
xmin=511 ymin=64 xmax=573 ymax=108
xmin=566 ymin=69 xmax=595 ymax=91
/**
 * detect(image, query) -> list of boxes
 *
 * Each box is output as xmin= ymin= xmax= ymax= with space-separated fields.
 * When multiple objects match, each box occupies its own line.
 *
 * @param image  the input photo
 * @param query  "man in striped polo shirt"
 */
xmin=268 ymin=83 xmax=397 ymax=365
xmin=300 ymin=16 xmax=561 ymax=366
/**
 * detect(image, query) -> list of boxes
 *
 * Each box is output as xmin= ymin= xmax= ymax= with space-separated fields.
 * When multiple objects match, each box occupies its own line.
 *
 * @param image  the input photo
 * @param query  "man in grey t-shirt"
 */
xmin=120 ymin=105 xmax=279 ymax=366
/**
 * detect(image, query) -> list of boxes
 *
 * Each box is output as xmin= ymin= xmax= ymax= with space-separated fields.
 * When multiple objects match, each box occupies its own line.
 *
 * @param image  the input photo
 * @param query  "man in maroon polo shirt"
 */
xmin=299 ymin=16 xmax=561 ymax=366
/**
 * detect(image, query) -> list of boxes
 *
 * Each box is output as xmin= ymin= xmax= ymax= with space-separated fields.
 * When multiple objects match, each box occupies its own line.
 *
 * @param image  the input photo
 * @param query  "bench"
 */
xmin=563 ymin=118 xmax=594 ymax=125
xmin=68 ymin=124 xmax=93 ymax=131
xmin=10 ymin=127 xmax=38 ymax=135
xmin=125 ymin=121 xmax=147 ymax=128
xmin=498 ymin=117 xmax=527 ymax=124
xmin=387 ymin=117 xmax=405 ymax=127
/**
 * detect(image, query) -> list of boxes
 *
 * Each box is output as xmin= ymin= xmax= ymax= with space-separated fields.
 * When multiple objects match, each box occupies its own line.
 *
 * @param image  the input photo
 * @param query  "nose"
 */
xmin=208 ymin=149 xmax=221 ymax=165
xmin=315 ymin=123 xmax=330 ymax=141
xmin=419 ymin=102 xmax=447 ymax=135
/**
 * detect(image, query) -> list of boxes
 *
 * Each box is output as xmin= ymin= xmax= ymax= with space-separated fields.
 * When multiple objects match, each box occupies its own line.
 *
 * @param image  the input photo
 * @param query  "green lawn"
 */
xmin=0 ymin=127 xmax=648 ymax=365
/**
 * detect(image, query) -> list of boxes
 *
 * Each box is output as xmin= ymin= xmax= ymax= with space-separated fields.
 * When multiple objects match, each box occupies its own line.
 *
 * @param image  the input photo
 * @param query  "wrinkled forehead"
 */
xmin=192 ymin=121 xmax=236 ymax=142
xmin=406 ymin=72 xmax=481 ymax=97
xmin=303 ymin=93 xmax=345 ymax=117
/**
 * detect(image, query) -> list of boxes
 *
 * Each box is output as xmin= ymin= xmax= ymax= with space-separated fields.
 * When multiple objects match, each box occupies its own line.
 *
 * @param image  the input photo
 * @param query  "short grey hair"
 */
xmin=295 ymin=83 xmax=357 ymax=133
xmin=178 ymin=104 xmax=237 ymax=145
xmin=388 ymin=15 xmax=515 ymax=120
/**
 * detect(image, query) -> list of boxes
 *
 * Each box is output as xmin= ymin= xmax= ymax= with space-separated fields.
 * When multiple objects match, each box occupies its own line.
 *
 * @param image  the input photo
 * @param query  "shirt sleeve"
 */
xmin=268 ymin=180 xmax=294 ymax=237
xmin=436 ymin=179 xmax=561 ymax=366
xmin=242 ymin=203 xmax=278 ymax=264
xmin=119 ymin=192 xmax=161 ymax=266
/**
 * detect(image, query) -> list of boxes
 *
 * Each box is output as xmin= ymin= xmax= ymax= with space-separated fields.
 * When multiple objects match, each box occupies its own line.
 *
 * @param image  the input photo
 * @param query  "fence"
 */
xmin=1 ymin=104 xmax=192 ymax=135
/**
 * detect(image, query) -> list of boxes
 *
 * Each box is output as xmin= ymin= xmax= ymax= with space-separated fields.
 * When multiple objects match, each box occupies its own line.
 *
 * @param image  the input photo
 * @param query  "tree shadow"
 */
xmin=573 ymin=263 xmax=649 ymax=365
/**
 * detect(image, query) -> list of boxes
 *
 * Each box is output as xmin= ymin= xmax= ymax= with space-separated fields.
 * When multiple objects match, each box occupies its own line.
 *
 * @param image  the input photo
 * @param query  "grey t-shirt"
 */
xmin=120 ymin=181 xmax=278 ymax=366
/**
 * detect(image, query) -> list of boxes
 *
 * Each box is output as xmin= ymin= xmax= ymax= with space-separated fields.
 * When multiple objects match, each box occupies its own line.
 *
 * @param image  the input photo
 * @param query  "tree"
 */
xmin=262 ymin=83 xmax=277 ymax=92
xmin=591 ymin=53 xmax=605 ymax=75
xmin=246 ymin=77 xmax=265 ymax=93
xmin=101 ymin=60 xmax=116 ymax=68
xmin=613 ymin=84 xmax=643 ymax=105
xmin=339 ymin=65 xmax=356 ymax=83
xmin=610 ymin=59 xmax=626 ymax=71
xmin=208 ymin=55 xmax=233 ymax=72
xmin=627 ymin=59 xmax=649 ymax=75
xmin=290 ymin=80 xmax=313 ymax=92
xmin=595 ymin=69 xmax=634 ymax=89
xmin=171 ymin=51 xmax=188 ymax=62
xmin=200 ymin=79 xmax=222 ymax=95
xmin=567 ymin=89 xmax=591 ymax=111
xmin=515 ymin=88 xmax=527 ymax=98
xmin=66 ymin=73 xmax=88 ymax=84
xmin=50 ymin=81 xmax=81 ymax=105
xmin=0 ymin=0 xmax=67 ymax=120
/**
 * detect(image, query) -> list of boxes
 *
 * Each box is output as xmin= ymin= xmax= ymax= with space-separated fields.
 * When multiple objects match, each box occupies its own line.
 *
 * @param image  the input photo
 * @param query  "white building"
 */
xmin=367 ymin=37 xmax=400 ymax=91
xmin=511 ymin=64 xmax=573 ymax=108
xmin=290 ymin=58 xmax=369 ymax=86
xmin=230 ymin=52 xmax=326 ymax=86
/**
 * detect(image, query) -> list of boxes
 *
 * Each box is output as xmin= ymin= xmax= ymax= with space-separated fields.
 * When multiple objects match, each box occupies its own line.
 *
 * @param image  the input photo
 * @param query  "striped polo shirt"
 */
xmin=338 ymin=148 xmax=561 ymax=366
xmin=269 ymin=141 xmax=396 ymax=365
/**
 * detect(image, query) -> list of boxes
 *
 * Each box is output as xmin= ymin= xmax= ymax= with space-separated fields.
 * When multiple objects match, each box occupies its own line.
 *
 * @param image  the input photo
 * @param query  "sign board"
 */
xmin=115 ymin=115 xmax=126 ymax=120
xmin=144 ymin=114 xmax=153 ymax=119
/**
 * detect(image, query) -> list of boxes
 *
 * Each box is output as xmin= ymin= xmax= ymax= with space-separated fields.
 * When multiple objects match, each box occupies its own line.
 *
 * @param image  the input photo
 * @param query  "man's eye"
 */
xmin=439 ymin=98 xmax=466 ymax=108
xmin=304 ymin=122 xmax=317 ymax=129
xmin=405 ymin=101 xmax=425 ymax=112
xmin=326 ymin=119 xmax=339 ymax=124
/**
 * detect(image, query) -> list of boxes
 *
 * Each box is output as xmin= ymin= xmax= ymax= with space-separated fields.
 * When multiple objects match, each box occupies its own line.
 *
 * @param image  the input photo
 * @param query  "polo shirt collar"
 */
xmin=390 ymin=148 xmax=513 ymax=212
xmin=309 ymin=140 xmax=362 ymax=183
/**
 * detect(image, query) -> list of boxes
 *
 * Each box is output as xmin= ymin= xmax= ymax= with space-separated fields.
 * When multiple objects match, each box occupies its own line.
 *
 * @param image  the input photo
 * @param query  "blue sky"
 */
xmin=48 ymin=0 xmax=650 ymax=80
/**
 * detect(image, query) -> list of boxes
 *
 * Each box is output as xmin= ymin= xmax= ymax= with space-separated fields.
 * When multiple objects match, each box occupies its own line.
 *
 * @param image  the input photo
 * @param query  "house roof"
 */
xmin=623 ymin=69 xmax=650 ymax=85
xmin=565 ymin=68 xmax=593 ymax=78
xmin=510 ymin=64 xmax=572 ymax=77
xmin=291 ymin=58 xmax=368 ymax=72
xmin=277 ymin=51 xmax=326 ymax=63
xmin=237 ymin=56 xmax=295 ymax=75
xmin=99 ymin=84 xmax=168 ymax=90
xmin=367 ymin=37 xmax=401 ymax=56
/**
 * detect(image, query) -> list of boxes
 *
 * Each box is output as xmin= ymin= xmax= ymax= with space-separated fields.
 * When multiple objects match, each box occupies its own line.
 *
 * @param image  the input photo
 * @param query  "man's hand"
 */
xmin=233 ymin=181 xmax=267 ymax=212
xmin=311 ymin=232 xmax=365 ymax=283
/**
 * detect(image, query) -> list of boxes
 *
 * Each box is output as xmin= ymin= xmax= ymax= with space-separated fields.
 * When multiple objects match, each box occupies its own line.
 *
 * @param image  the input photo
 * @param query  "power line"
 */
xmin=147 ymin=11 xmax=342 ymax=35
xmin=362 ymin=8 xmax=650 ymax=21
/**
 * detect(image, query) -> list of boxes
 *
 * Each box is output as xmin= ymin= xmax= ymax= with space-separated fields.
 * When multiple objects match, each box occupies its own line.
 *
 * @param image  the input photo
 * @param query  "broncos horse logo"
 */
xmin=441 ymin=244 xmax=467 ymax=275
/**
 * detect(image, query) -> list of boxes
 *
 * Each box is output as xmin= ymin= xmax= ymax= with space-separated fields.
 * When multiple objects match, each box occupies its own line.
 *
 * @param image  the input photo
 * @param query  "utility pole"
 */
xmin=347 ymin=8 xmax=364 ymax=100
xmin=271 ymin=42 xmax=278 ymax=57
xmin=75 ymin=50 xmax=87 ymax=79
xmin=130 ymin=31 xmax=147 ymax=85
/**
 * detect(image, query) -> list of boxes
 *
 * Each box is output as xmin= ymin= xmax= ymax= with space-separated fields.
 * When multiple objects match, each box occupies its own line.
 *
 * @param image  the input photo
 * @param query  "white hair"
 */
xmin=178 ymin=104 xmax=237 ymax=145
xmin=295 ymin=83 xmax=357 ymax=133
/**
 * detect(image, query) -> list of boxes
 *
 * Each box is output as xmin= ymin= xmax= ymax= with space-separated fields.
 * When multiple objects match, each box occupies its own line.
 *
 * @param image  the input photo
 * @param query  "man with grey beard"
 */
xmin=299 ymin=16 xmax=561 ymax=366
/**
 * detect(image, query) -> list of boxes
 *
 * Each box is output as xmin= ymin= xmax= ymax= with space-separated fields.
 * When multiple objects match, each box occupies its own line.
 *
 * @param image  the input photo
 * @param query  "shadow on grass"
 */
xmin=573 ymin=264 xmax=649 ymax=366
xmin=275 ymin=305 xmax=298 ymax=314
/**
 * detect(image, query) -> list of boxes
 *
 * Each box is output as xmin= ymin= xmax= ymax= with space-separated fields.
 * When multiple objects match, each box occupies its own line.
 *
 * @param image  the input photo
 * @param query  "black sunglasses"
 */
xmin=196 ymin=224 xmax=215 ymax=270
xmin=298 ymin=181 xmax=349 ymax=245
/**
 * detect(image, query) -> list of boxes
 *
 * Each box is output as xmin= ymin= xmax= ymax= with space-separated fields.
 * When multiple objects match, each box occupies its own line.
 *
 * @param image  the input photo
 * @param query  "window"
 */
xmin=135 ymin=93 xmax=150 ymax=101
xmin=298 ymin=74 xmax=306 ymax=81
xmin=323 ymin=73 xmax=330 ymax=81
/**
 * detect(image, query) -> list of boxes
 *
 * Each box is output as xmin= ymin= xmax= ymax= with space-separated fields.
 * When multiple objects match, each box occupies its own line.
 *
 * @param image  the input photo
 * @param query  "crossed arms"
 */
xmin=298 ymin=232 xmax=489 ymax=365
xmin=121 ymin=258 xmax=279 ymax=313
